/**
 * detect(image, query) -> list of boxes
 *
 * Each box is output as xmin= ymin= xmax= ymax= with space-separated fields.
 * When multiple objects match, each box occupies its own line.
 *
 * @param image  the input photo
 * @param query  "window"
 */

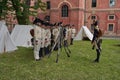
xmin=110 ymin=0 xmax=115 ymax=7
xmin=91 ymin=16 xmax=96 ymax=20
xmin=46 ymin=1 xmax=50 ymax=9
xmin=108 ymin=24 xmax=114 ymax=31
xmin=108 ymin=15 xmax=115 ymax=20
xmin=92 ymin=0 xmax=97 ymax=7
xmin=62 ymin=5 xmax=68 ymax=17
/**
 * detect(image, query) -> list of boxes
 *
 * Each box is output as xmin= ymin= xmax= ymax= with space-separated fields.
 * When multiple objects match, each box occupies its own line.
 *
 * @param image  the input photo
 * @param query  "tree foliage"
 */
xmin=0 ymin=0 xmax=46 ymax=24
xmin=0 ymin=0 xmax=8 ymax=19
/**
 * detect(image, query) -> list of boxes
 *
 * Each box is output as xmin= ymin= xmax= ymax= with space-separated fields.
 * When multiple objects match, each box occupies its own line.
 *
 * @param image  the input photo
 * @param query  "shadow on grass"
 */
xmin=113 ymin=44 xmax=120 ymax=47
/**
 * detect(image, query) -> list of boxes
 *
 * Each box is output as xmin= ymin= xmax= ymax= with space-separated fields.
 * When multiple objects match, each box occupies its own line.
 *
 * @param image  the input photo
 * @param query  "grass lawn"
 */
xmin=0 ymin=39 xmax=120 ymax=80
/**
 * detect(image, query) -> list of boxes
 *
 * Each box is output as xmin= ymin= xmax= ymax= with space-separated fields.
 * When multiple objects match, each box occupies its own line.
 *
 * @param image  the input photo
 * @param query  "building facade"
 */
xmin=85 ymin=0 xmax=120 ymax=36
xmin=38 ymin=0 xmax=120 ymax=36
xmin=5 ymin=0 xmax=120 ymax=36
xmin=38 ymin=0 xmax=85 ymax=33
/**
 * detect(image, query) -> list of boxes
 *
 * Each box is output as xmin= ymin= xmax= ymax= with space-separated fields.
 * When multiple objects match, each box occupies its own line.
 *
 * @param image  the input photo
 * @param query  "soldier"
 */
xmin=53 ymin=25 xmax=59 ymax=41
xmin=39 ymin=24 xmax=46 ymax=58
xmin=33 ymin=23 xmax=42 ymax=61
xmin=44 ymin=25 xmax=51 ymax=55
xmin=63 ymin=26 xmax=69 ymax=47
xmin=52 ymin=25 xmax=59 ymax=50
xmin=91 ymin=20 xmax=102 ymax=63
xmin=67 ymin=26 xmax=72 ymax=45
xmin=50 ymin=26 xmax=54 ymax=47
xmin=70 ymin=25 xmax=76 ymax=45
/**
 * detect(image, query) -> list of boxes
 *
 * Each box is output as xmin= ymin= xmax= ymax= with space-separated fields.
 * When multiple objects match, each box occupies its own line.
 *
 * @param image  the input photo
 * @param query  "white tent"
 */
xmin=11 ymin=25 xmax=33 ymax=47
xmin=74 ymin=26 xmax=93 ymax=41
xmin=0 ymin=21 xmax=18 ymax=54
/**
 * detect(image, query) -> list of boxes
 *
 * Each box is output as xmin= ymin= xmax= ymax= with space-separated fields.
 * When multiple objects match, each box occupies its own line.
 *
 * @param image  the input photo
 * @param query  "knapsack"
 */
xmin=30 ymin=29 xmax=34 ymax=37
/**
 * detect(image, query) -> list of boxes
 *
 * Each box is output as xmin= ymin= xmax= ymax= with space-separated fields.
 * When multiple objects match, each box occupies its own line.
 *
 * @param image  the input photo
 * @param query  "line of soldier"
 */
xmin=30 ymin=18 xmax=76 ymax=61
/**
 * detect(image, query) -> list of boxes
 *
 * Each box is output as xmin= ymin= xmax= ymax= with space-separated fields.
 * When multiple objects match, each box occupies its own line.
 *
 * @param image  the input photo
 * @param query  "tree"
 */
xmin=0 ymin=0 xmax=46 ymax=24
xmin=0 ymin=0 xmax=8 ymax=19
xmin=11 ymin=0 xmax=46 ymax=24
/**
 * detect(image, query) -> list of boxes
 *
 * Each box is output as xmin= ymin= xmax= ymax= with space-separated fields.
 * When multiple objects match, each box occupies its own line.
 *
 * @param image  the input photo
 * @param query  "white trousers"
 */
xmin=34 ymin=39 xmax=41 ymax=60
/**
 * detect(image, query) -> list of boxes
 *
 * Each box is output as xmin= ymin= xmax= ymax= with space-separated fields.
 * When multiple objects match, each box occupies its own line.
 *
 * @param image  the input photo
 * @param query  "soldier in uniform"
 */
xmin=50 ymin=26 xmax=54 ymax=48
xmin=39 ymin=24 xmax=46 ymax=58
xmin=91 ymin=20 xmax=102 ymax=63
xmin=63 ymin=26 xmax=69 ymax=47
xmin=67 ymin=26 xmax=72 ymax=45
xmin=44 ymin=25 xmax=51 ymax=55
xmin=52 ymin=25 xmax=59 ymax=50
xmin=70 ymin=25 xmax=76 ymax=45
xmin=33 ymin=22 xmax=42 ymax=61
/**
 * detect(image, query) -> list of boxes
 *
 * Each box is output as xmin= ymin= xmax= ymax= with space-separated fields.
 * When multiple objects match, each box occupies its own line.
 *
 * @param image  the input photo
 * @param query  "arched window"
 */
xmin=61 ymin=5 xmax=68 ymax=17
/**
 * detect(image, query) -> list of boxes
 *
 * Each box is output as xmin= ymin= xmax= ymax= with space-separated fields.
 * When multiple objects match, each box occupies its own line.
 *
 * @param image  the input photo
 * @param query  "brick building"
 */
xmin=5 ymin=0 xmax=120 ymax=36
xmin=38 ymin=0 xmax=120 ymax=36
xmin=85 ymin=0 xmax=120 ymax=36
xmin=38 ymin=0 xmax=85 ymax=33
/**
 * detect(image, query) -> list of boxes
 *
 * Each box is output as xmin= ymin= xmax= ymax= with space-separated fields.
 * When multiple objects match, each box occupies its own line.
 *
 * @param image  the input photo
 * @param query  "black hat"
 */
xmin=53 ymin=22 xmax=57 ymax=26
xmin=57 ymin=22 xmax=63 ymax=26
xmin=33 ymin=17 xmax=44 ymax=25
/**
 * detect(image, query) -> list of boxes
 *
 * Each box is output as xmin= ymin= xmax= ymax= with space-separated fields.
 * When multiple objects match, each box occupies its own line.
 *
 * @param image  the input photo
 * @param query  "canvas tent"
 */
xmin=11 ymin=25 xmax=33 ymax=47
xmin=74 ymin=26 xmax=93 ymax=41
xmin=0 ymin=21 xmax=18 ymax=54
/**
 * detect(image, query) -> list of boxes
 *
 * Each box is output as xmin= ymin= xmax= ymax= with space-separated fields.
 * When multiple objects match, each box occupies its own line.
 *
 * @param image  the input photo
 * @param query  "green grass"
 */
xmin=0 ymin=39 xmax=120 ymax=80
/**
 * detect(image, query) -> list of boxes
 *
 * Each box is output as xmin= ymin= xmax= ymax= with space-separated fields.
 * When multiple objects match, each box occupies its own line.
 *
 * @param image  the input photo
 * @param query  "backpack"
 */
xmin=30 ymin=29 xmax=34 ymax=37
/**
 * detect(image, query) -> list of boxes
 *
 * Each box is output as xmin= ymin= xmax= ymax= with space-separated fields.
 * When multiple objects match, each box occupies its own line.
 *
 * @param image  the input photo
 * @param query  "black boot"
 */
xmin=92 ymin=45 xmax=95 ymax=50
xmin=94 ymin=49 xmax=100 ymax=62
xmin=70 ymin=38 xmax=73 ymax=45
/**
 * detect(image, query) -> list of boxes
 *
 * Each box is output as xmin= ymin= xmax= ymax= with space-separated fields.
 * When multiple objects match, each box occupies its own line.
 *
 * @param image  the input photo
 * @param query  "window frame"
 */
xmin=46 ymin=1 xmax=50 ymax=9
xmin=107 ymin=23 xmax=114 ymax=31
xmin=92 ymin=0 xmax=97 ymax=8
xmin=61 ymin=5 xmax=69 ymax=17
xmin=91 ymin=15 xmax=96 ymax=20
xmin=109 ymin=0 xmax=115 ymax=7
xmin=108 ymin=15 xmax=115 ymax=20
